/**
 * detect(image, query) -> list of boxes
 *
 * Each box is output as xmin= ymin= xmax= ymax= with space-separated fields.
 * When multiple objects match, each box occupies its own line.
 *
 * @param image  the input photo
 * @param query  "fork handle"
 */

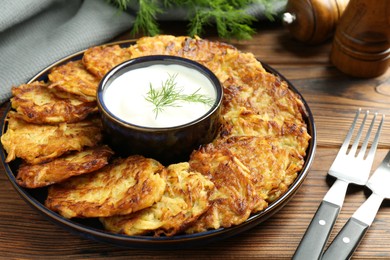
xmin=321 ymin=217 xmax=369 ymax=260
xmin=293 ymin=201 xmax=340 ymax=260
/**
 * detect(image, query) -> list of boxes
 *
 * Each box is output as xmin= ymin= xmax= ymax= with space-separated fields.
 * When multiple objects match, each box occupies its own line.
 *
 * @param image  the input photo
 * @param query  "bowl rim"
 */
xmin=97 ymin=55 xmax=223 ymax=131
xmin=0 ymin=39 xmax=317 ymax=249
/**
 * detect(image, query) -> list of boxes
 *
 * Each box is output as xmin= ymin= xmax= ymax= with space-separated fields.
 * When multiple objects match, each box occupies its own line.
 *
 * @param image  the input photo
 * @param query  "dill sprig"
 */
xmin=145 ymin=73 xmax=214 ymax=119
xmin=108 ymin=0 xmax=276 ymax=40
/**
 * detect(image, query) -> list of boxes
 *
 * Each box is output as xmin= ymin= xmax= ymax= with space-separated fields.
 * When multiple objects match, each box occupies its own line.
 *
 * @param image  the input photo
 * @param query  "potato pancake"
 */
xmin=10 ymin=81 xmax=97 ymax=124
xmin=213 ymin=136 xmax=304 ymax=206
xmin=221 ymin=71 xmax=308 ymax=133
xmin=129 ymin=35 xmax=188 ymax=58
xmin=1 ymin=112 xmax=102 ymax=164
xmin=16 ymin=146 xmax=114 ymax=188
xmin=82 ymin=44 xmax=132 ymax=79
xmin=48 ymin=60 xmax=99 ymax=101
xmin=186 ymin=145 xmax=259 ymax=233
xmin=219 ymin=108 xmax=310 ymax=156
xmin=45 ymin=156 xmax=166 ymax=219
xmin=101 ymin=162 xmax=215 ymax=236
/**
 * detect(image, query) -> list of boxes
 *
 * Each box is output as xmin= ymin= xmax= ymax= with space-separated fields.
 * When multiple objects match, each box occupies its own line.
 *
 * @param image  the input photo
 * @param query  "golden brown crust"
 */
xmin=10 ymin=81 xmax=97 ymax=124
xmin=186 ymin=145 xmax=259 ymax=233
xmin=16 ymin=146 xmax=114 ymax=188
xmin=100 ymin=162 xmax=215 ymax=236
xmin=128 ymin=35 xmax=189 ymax=58
xmin=219 ymin=65 xmax=309 ymax=136
xmin=0 ymin=112 xmax=102 ymax=164
xmin=45 ymin=156 xmax=166 ymax=219
xmin=82 ymin=44 xmax=133 ymax=79
xmin=48 ymin=60 xmax=100 ymax=101
xmin=219 ymin=108 xmax=310 ymax=156
xmin=217 ymin=68 xmax=311 ymax=166
xmin=212 ymin=136 xmax=304 ymax=205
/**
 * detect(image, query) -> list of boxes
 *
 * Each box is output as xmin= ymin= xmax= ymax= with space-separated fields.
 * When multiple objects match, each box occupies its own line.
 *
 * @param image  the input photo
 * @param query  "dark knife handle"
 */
xmin=293 ymin=201 xmax=340 ymax=260
xmin=322 ymin=217 xmax=369 ymax=260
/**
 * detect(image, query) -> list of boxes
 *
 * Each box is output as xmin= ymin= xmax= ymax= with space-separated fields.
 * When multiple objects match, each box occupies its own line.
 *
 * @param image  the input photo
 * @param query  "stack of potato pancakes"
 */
xmin=1 ymin=35 xmax=310 ymax=236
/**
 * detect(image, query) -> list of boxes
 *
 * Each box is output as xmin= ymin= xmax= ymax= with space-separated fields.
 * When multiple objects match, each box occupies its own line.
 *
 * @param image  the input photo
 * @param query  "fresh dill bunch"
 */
xmin=132 ymin=0 xmax=162 ymax=36
xmin=187 ymin=0 xmax=256 ymax=40
xmin=145 ymin=73 xmax=214 ymax=119
xmin=108 ymin=0 xmax=276 ymax=40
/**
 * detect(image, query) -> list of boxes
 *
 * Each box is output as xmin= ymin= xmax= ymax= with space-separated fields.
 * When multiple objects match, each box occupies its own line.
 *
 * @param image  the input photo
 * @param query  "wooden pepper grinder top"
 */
xmin=283 ymin=0 xmax=350 ymax=44
xmin=330 ymin=0 xmax=390 ymax=78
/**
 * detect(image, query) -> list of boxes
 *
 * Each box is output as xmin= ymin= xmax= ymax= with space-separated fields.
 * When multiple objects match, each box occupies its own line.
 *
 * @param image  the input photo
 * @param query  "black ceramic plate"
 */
xmin=0 ymin=40 xmax=316 ymax=249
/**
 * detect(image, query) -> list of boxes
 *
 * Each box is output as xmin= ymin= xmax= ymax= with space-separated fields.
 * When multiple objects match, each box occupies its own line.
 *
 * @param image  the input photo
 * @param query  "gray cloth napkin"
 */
xmin=0 ymin=0 xmax=134 ymax=104
xmin=0 ymin=0 xmax=286 ymax=105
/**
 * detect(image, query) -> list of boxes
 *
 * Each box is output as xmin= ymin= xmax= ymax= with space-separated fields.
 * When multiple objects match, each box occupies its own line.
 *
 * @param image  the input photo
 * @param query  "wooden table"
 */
xmin=1 ymin=21 xmax=389 ymax=259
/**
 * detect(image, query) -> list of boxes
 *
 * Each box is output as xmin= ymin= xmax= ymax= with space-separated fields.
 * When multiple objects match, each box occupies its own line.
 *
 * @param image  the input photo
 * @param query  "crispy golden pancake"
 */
xmin=0 ymin=112 xmax=102 ymax=164
xmin=213 ymin=136 xmax=304 ymax=205
xmin=221 ymin=71 xmax=308 ymax=127
xmin=186 ymin=145 xmax=259 ymax=233
xmin=16 ymin=146 xmax=114 ymax=188
xmin=82 ymin=44 xmax=133 ymax=79
xmin=219 ymin=108 xmax=310 ymax=156
xmin=45 ymin=156 xmax=166 ymax=219
xmin=202 ymin=44 xmax=266 ymax=85
xmin=100 ymin=162 xmax=215 ymax=236
xmin=219 ymin=108 xmax=281 ymax=138
xmin=48 ymin=60 xmax=99 ymax=101
xmin=129 ymin=35 xmax=188 ymax=58
xmin=217 ymin=67 xmax=310 ymax=163
xmin=10 ymin=81 xmax=97 ymax=124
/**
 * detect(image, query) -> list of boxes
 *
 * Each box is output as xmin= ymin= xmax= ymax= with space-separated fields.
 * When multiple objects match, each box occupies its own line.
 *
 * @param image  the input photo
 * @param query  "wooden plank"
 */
xmin=0 ymin=22 xmax=389 ymax=259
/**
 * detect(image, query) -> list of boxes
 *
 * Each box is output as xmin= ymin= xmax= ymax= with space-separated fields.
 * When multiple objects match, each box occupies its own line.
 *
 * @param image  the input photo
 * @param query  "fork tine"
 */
xmin=357 ymin=112 xmax=377 ymax=158
xmin=349 ymin=110 xmax=369 ymax=156
xmin=339 ymin=108 xmax=361 ymax=154
xmin=364 ymin=114 xmax=385 ymax=162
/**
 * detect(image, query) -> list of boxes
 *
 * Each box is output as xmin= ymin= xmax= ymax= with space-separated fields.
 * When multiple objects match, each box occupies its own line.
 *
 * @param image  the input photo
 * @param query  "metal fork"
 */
xmin=293 ymin=109 xmax=385 ymax=260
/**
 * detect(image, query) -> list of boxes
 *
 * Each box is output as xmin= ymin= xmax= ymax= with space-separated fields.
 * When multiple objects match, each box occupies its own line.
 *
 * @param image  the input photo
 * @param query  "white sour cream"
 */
xmin=103 ymin=64 xmax=216 ymax=128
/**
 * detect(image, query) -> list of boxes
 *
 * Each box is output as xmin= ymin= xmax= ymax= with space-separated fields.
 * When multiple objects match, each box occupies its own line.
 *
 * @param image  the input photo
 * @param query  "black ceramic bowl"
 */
xmin=97 ymin=55 xmax=223 ymax=164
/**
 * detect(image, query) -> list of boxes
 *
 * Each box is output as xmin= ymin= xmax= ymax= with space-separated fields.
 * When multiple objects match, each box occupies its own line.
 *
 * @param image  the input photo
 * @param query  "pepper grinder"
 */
xmin=330 ymin=0 xmax=390 ymax=77
xmin=283 ymin=0 xmax=350 ymax=44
